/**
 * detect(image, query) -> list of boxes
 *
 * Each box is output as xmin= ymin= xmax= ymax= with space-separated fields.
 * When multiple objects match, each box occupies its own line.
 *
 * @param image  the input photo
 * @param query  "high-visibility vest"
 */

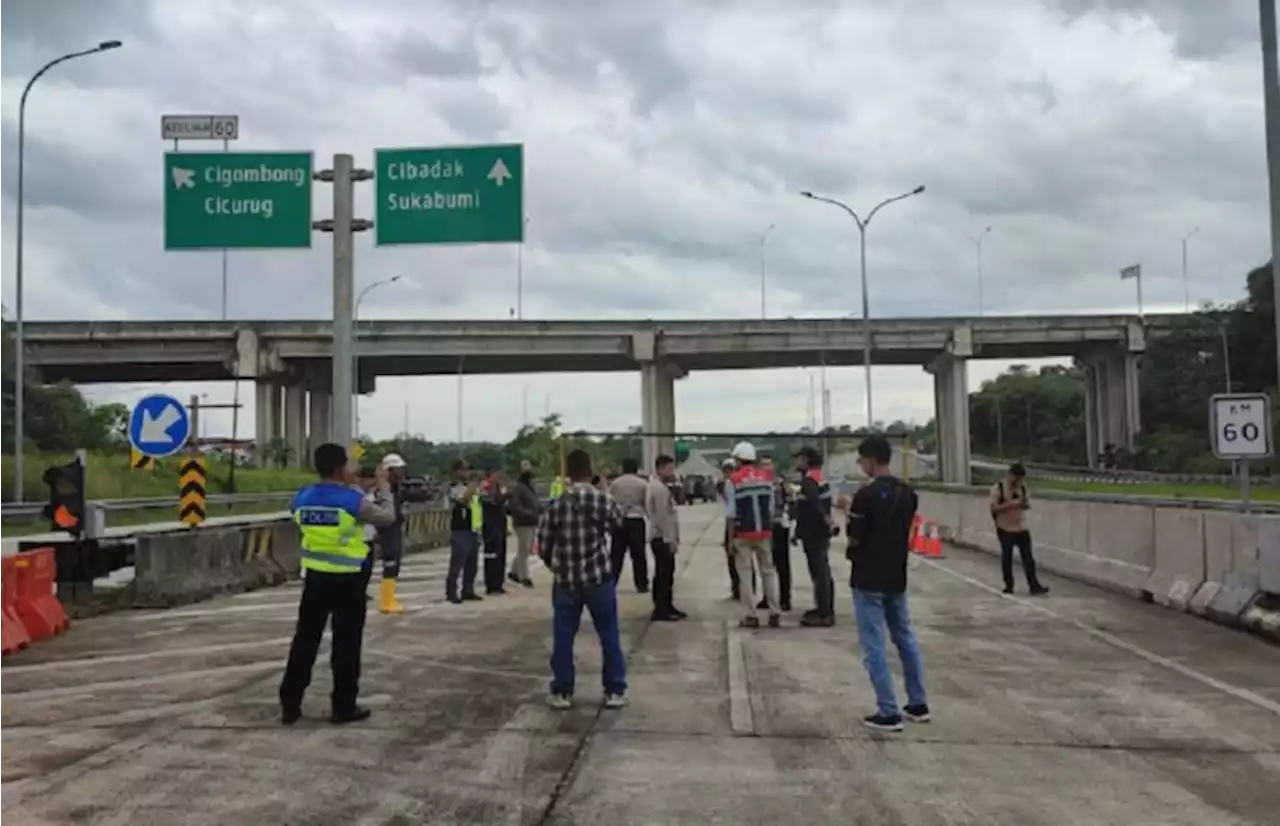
xmin=292 ymin=483 xmax=369 ymax=574
xmin=549 ymin=477 xmax=565 ymax=498
xmin=470 ymin=497 xmax=483 ymax=533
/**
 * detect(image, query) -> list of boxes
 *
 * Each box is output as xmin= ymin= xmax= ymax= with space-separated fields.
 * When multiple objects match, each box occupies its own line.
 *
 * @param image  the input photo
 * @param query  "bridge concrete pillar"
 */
xmin=284 ymin=383 xmax=307 ymax=468
xmin=254 ymin=382 xmax=283 ymax=467
xmin=926 ymin=354 xmax=971 ymax=485
xmin=1075 ymin=346 xmax=1142 ymax=466
xmin=308 ymin=371 xmax=333 ymax=458
xmin=634 ymin=331 xmax=684 ymax=474
xmin=926 ymin=326 xmax=973 ymax=485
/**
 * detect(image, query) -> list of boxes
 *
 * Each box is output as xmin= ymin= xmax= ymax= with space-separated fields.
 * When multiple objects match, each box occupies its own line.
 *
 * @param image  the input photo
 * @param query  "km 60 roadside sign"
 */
xmin=1210 ymin=393 xmax=1272 ymax=460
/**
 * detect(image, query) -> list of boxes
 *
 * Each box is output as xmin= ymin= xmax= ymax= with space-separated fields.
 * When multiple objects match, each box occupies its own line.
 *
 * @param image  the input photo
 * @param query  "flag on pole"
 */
xmin=1119 ymin=264 xmax=1141 ymax=280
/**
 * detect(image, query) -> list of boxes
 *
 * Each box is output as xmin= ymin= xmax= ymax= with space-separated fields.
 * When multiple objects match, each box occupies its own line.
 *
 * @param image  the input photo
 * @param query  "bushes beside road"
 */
xmin=0 ymin=452 xmax=312 ymax=502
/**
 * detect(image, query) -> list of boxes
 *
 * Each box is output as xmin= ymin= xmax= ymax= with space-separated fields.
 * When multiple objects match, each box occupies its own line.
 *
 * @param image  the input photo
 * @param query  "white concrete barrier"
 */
xmin=916 ymin=486 xmax=1279 ymax=636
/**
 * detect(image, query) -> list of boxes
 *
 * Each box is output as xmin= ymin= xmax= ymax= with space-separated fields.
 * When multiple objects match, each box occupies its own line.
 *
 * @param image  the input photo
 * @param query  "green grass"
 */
xmin=1 ymin=452 xmax=313 ymax=502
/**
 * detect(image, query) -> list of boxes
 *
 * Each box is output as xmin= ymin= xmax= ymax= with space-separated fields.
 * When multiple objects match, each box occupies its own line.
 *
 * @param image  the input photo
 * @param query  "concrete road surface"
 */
xmin=3 ymin=504 xmax=1278 ymax=825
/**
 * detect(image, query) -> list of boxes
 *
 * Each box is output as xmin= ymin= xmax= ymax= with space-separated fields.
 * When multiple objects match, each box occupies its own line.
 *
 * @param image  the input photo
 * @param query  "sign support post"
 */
xmin=312 ymin=154 xmax=374 ymax=449
xmin=162 ymin=114 xmax=239 ymax=319
xmin=1210 ymin=392 xmax=1273 ymax=512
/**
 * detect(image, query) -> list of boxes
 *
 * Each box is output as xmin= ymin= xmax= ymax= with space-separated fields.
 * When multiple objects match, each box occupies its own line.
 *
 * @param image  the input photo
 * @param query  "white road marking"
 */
xmin=0 ymin=637 xmax=296 ymax=673
xmin=919 ymin=556 xmax=1280 ymax=718
xmin=725 ymin=621 xmax=755 ymax=735
xmin=2 ymin=661 xmax=280 ymax=700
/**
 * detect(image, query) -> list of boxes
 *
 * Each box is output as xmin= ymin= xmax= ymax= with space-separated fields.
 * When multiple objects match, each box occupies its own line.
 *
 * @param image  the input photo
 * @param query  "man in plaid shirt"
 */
xmin=537 ymin=449 xmax=629 ymax=710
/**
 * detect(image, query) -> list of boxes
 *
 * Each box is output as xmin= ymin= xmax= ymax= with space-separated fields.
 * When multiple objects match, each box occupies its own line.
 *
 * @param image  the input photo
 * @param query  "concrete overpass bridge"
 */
xmin=16 ymin=313 xmax=1180 ymax=478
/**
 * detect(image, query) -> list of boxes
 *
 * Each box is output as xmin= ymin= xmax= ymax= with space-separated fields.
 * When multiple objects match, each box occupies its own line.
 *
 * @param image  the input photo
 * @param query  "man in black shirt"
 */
xmin=793 ymin=447 xmax=835 ymax=627
xmin=846 ymin=436 xmax=930 ymax=733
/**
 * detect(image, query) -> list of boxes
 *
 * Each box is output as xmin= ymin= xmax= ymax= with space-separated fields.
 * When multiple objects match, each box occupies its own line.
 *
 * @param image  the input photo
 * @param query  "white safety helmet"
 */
xmin=381 ymin=452 xmax=407 ymax=469
xmin=731 ymin=441 xmax=757 ymax=463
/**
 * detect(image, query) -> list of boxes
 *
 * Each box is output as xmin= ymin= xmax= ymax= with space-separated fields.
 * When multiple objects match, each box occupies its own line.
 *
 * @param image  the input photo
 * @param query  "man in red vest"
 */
xmin=725 ymin=442 xmax=781 ymax=628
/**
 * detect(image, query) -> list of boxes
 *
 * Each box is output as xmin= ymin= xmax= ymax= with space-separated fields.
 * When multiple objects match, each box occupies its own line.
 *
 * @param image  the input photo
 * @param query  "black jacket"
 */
xmin=846 ymin=475 xmax=918 ymax=593
xmin=507 ymin=481 xmax=542 ymax=527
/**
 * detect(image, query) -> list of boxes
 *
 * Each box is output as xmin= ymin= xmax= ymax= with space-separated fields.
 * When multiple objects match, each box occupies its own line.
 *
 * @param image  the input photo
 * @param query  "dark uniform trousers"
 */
xmin=801 ymin=531 xmax=835 ymax=618
xmin=280 ymin=569 xmax=369 ymax=715
xmin=650 ymin=538 xmax=676 ymax=613
xmin=483 ymin=526 xmax=509 ymax=593
xmin=611 ymin=517 xmax=650 ymax=591
xmin=770 ymin=522 xmax=793 ymax=610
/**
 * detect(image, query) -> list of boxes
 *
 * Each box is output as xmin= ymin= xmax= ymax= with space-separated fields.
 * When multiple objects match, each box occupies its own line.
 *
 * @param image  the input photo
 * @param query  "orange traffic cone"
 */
xmin=910 ymin=516 xmax=927 ymax=555
xmin=921 ymin=520 xmax=946 ymax=558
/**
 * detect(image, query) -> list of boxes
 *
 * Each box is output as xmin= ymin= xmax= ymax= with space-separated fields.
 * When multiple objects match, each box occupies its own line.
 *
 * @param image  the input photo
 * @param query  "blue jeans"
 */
xmin=853 ymin=589 xmax=928 ymax=717
xmin=550 ymin=579 xmax=627 ymax=697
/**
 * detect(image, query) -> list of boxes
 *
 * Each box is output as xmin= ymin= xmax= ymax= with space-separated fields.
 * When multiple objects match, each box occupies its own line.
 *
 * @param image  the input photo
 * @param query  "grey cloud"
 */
xmin=0 ymin=0 xmax=1271 ymax=334
xmin=1053 ymin=0 xmax=1263 ymax=59
xmin=0 ymin=124 xmax=155 ymax=217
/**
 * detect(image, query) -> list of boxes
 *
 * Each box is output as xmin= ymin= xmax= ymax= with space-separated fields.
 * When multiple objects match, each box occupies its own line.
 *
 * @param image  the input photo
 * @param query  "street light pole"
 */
xmin=800 ymin=185 xmax=926 ymax=430
xmin=1259 ymin=0 xmax=1280 ymax=386
xmin=759 ymin=223 xmax=775 ymax=319
xmin=352 ymin=276 xmax=403 ymax=437
xmin=1181 ymin=226 xmax=1200 ymax=312
xmin=967 ymin=226 xmax=992 ymax=316
xmin=13 ymin=40 xmax=123 ymax=502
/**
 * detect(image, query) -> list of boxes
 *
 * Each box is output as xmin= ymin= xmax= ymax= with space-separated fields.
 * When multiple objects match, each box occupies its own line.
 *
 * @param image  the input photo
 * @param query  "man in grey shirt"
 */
xmin=608 ymin=458 xmax=650 ymax=592
xmin=646 ymin=453 xmax=686 ymax=621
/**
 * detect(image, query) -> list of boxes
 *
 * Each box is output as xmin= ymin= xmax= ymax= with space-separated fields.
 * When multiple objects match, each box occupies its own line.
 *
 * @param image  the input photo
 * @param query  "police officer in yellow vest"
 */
xmin=280 ymin=443 xmax=395 ymax=726
xmin=549 ymin=476 xmax=566 ymax=498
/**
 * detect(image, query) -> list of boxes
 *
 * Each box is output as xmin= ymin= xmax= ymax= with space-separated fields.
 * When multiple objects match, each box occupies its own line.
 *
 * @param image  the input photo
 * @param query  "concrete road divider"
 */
xmin=134 ymin=526 xmax=251 ymax=608
xmin=133 ymin=506 xmax=449 ymax=609
xmin=917 ymin=485 xmax=1280 ymax=640
xmin=269 ymin=521 xmax=301 ymax=579
xmin=240 ymin=523 xmax=287 ymax=588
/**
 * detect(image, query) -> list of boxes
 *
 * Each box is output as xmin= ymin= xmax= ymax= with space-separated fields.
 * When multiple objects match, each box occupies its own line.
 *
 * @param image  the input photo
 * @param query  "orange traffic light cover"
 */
xmin=53 ymin=504 xmax=79 ymax=530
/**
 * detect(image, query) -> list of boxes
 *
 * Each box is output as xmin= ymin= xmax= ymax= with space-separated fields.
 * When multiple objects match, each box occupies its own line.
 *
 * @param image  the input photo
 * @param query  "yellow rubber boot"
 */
xmin=379 ymin=579 xmax=404 ymax=614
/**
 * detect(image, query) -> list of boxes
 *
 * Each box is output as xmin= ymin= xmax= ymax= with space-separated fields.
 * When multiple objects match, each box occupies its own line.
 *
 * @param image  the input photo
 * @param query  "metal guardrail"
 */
xmin=1 ymin=492 xmax=295 ymax=520
xmin=914 ymin=480 xmax=1280 ymax=514
xmin=970 ymin=456 xmax=1277 ymax=487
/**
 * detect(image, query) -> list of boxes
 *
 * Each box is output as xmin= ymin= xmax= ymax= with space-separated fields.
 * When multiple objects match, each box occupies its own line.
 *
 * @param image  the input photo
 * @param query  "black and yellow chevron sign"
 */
xmin=130 ymin=447 xmax=156 ymax=472
xmin=179 ymin=456 xmax=208 ymax=527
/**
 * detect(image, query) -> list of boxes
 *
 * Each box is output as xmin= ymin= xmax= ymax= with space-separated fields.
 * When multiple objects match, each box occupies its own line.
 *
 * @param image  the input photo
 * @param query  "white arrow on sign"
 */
xmin=139 ymin=403 xmax=183 ymax=443
xmin=172 ymin=167 xmax=196 ymax=189
xmin=487 ymin=158 xmax=512 ymax=187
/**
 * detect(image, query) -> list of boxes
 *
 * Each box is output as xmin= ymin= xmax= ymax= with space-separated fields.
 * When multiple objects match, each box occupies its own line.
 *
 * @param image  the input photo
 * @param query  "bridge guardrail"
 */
xmin=913 ymin=480 xmax=1280 ymax=514
xmin=2 ymin=492 xmax=295 ymax=521
xmin=970 ymin=456 xmax=1277 ymax=487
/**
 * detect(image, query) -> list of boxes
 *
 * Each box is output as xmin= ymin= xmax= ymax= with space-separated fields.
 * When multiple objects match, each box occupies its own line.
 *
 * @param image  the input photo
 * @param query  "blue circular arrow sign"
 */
xmin=128 ymin=393 xmax=192 ymax=459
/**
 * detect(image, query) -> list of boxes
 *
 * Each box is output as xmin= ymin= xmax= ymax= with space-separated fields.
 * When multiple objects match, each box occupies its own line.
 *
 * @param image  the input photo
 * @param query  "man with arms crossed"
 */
xmin=646 ymin=453 xmax=687 ymax=621
xmin=990 ymin=463 xmax=1049 ymax=596
xmin=539 ymin=449 xmax=629 ymax=710
xmin=846 ymin=436 xmax=930 ymax=732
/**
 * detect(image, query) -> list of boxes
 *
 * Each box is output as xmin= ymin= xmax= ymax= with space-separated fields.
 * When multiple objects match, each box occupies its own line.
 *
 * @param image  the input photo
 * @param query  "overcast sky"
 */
xmin=1 ymin=0 xmax=1273 ymax=444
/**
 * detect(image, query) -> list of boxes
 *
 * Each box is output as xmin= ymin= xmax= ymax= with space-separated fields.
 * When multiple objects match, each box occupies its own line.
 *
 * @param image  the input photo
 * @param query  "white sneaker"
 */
xmin=546 ymin=693 xmax=572 ymax=710
xmin=603 ymin=693 xmax=629 ymax=709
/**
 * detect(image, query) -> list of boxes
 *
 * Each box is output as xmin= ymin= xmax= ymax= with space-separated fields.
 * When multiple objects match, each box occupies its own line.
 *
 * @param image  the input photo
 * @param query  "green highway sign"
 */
xmin=163 ymin=151 xmax=313 ymax=250
xmin=374 ymin=143 xmax=524 ymax=246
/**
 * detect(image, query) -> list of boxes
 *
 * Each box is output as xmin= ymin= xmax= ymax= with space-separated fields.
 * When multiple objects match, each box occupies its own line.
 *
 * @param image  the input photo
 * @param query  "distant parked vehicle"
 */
xmin=682 ymin=475 xmax=714 ymax=504
xmin=401 ymin=477 xmax=430 ymax=503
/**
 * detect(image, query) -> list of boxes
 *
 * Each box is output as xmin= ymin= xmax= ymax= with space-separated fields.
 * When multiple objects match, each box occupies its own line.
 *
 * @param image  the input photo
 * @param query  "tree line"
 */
xmin=1 ymin=364 xmax=130 ymax=454
xmin=968 ymin=261 xmax=1276 ymax=473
